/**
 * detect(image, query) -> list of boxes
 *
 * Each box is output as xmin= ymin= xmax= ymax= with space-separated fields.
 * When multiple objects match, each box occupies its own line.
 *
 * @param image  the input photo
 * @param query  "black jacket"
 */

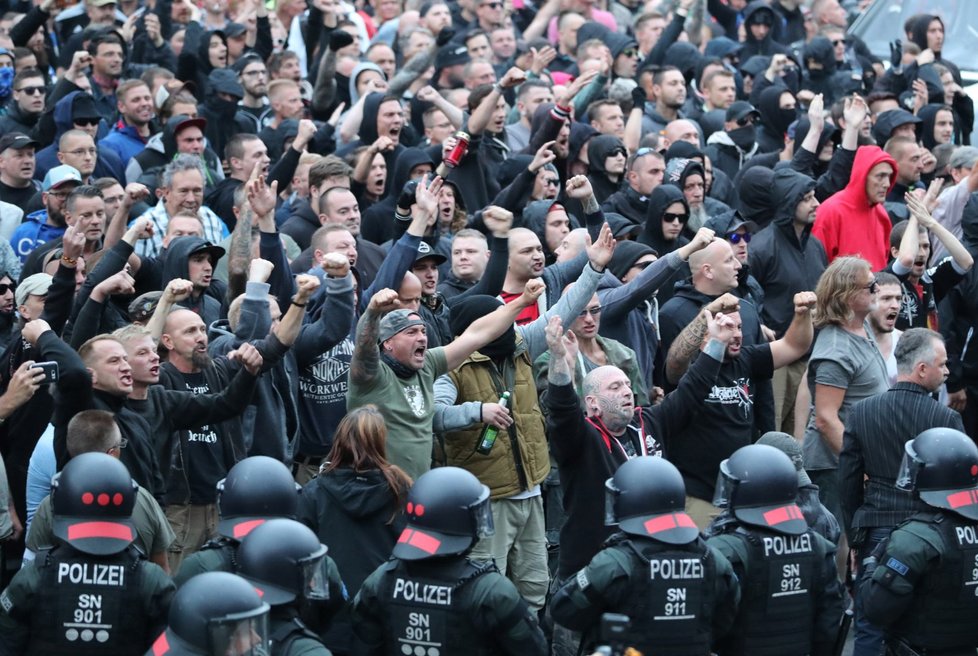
xmin=638 ymin=185 xmax=690 ymax=307
xmin=360 ymin=148 xmax=433 ymax=245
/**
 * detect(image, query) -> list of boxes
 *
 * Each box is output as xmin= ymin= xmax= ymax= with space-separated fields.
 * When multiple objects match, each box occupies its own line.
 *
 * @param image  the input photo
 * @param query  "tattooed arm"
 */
xmin=665 ymin=293 xmax=740 ymax=386
xmin=349 ymin=289 xmax=401 ymax=386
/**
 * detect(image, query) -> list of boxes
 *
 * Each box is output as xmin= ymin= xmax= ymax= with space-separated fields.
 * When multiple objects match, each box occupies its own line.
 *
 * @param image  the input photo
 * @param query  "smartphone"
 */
xmin=31 ymin=361 xmax=59 ymax=384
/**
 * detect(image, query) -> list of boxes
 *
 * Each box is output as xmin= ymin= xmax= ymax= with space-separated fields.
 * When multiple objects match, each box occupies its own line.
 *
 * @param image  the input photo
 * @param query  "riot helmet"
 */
xmin=714 ymin=444 xmax=807 ymax=535
xmin=393 ymin=466 xmax=493 ymax=561
xmin=149 ymin=572 xmax=269 ymax=656
xmin=896 ymin=427 xmax=978 ymax=520
xmin=605 ymin=456 xmax=699 ymax=544
xmin=237 ymin=519 xmax=330 ymax=606
xmin=216 ymin=456 xmax=301 ymax=540
xmin=52 ymin=452 xmax=138 ymax=555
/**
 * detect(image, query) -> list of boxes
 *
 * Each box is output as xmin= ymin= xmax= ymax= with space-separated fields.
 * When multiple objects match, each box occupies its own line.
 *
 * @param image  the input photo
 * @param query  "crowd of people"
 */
xmin=0 ymin=0 xmax=975 ymax=652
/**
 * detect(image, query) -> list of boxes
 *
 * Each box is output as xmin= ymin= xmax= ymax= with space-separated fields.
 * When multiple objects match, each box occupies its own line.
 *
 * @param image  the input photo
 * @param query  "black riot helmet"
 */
xmin=149 ymin=571 xmax=270 ymax=656
xmin=52 ymin=452 xmax=138 ymax=555
xmin=714 ymin=444 xmax=807 ymax=535
xmin=896 ymin=427 xmax=978 ymax=520
xmin=216 ymin=456 xmax=301 ymax=541
xmin=393 ymin=466 xmax=493 ymax=561
xmin=237 ymin=519 xmax=330 ymax=606
xmin=605 ymin=456 xmax=699 ymax=544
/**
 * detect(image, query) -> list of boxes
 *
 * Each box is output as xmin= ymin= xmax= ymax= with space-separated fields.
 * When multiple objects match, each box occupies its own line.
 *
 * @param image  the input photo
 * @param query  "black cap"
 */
xmin=726 ymin=100 xmax=760 ymax=123
xmin=604 ymin=212 xmax=641 ymax=239
xmin=0 ymin=132 xmax=39 ymax=154
xmin=232 ymin=52 xmax=263 ymax=74
xmin=435 ymin=44 xmax=469 ymax=69
xmin=225 ymin=22 xmax=247 ymax=39
xmin=414 ymin=240 xmax=447 ymax=265
xmin=209 ymin=68 xmax=245 ymax=99
xmin=71 ymin=93 xmax=101 ymax=121
xmin=188 ymin=241 xmax=226 ymax=265
xmin=704 ymin=210 xmax=758 ymax=235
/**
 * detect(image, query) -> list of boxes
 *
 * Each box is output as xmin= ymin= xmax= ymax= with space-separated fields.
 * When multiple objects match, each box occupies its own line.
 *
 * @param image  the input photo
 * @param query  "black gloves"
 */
xmin=631 ymin=85 xmax=646 ymax=111
xmin=329 ymin=30 xmax=355 ymax=51
xmin=889 ymin=39 xmax=902 ymax=69
xmin=396 ymin=180 xmax=420 ymax=217
xmin=436 ymin=28 xmax=455 ymax=47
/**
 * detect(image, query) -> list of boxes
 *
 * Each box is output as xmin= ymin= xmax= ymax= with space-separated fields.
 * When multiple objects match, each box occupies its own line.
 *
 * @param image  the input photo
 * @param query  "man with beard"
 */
xmin=641 ymin=66 xmax=687 ymax=135
xmin=506 ymin=80 xmax=554 ymax=153
xmin=0 ymin=133 xmax=41 ymax=210
xmin=233 ymin=54 xmax=269 ymax=132
xmin=840 ymin=328 xmax=963 ymax=656
xmin=601 ymin=149 xmax=665 ymax=225
xmin=133 ymin=155 xmax=229 ymax=259
xmin=868 ymin=272 xmax=903 ymax=384
xmin=11 ymin=165 xmax=81 ymax=264
xmin=885 ymin=193 xmax=972 ymax=331
xmin=101 ymin=79 xmax=156 ymax=164
xmin=663 ymin=291 xmax=816 ymax=527
xmin=156 ymin=273 xmax=319 ymax=569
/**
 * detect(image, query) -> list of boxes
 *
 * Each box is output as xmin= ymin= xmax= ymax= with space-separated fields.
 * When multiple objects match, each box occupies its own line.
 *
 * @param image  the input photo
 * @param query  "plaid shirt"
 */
xmin=840 ymin=381 xmax=965 ymax=540
xmin=133 ymin=200 xmax=230 ymax=259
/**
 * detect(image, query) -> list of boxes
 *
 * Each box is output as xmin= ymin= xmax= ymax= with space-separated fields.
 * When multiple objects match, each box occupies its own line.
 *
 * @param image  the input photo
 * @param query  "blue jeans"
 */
xmin=853 ymin=526 xmax=893 ymax=656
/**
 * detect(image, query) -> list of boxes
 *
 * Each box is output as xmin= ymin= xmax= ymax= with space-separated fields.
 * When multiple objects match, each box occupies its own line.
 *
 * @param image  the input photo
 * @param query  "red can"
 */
xmin=444 ymin=131 xmax=470 ymax=168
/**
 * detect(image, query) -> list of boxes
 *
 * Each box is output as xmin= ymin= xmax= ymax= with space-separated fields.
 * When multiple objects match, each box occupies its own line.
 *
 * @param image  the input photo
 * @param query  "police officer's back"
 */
xmin=147 ymin=571 xmax=271 ymax=656
xmin=351 ymin=466 xmax=548 ymax=656
xmin=238 ymin=518 xmax=343 ymax=656
xmin=173 ymin=456 xmax=302 ymax=587
xmin=706 ymin=444 xmax=844 ymax=656
xmin=550 ymin=456 xmax=741 ymax=655
xmin=0 ymin=452 xmax=174 ymax=655
xmin=862 ymin=428 xmax=978 ymax=654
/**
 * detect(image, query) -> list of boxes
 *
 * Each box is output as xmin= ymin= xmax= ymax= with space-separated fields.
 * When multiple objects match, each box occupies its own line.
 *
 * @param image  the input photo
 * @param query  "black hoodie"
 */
xmin=176 ymin=29 xmax=229 ymax=101
xmin=586 ymin=135 xmax=627 ymax=203
xmin=801 ymin=36 xmax=840 ymax=102
xmin=360 ymin=147 xmax=434 ymax=245
xmin=942 ymin=195 xmax=978 ymax=391
xmin=524 ymin=199 xmax=580 ymax=265
xmin=638 ymin=185 xmax=690 ymax=307
xmin=737 ymin=1 xmax=792 ymax=61
xmin=908 ymin=15 xmax=962 ymax=85
xmin=336 ymin=92 xmax=406 ymax=196
xmin=755 ymin=85 xmax=796 ymax=154
xmin=162 ymin=236 xmax=225 ymax=326
xmin=917 ymin=103 xmax=952 ymax=151
xmin=748 ymin=168 xmax=826 ymax=336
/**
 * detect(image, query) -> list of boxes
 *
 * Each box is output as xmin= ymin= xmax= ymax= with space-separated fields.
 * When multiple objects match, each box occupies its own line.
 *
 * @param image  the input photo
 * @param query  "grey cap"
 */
xmin=16 ymin=273 xmax=52 ymax=307
xmin=378 ymin=309 xmax=425 ymax=343
xmin=756 ymin=431 xmax=812 ymax=487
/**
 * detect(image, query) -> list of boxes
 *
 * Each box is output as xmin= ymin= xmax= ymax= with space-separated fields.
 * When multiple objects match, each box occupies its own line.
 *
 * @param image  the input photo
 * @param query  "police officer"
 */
xmin=173 ymin=456 xmax=302 ymax=587
xmin=147 ymin=571 xmax=271 ymax=655
xmin=550 ymin=456 xmax=741 ymax=654
xmin=351 ymin=466 xmax=548 ymax=656
xmin=861 ymin=428 xmax=978 ymax=655
xmin=706 ymin=444 xmax=844 ymax=656
xmin=0 ymin=452 xmax=174 ymax=655
xmin=237 ymin=518 xmax=345 ymax=655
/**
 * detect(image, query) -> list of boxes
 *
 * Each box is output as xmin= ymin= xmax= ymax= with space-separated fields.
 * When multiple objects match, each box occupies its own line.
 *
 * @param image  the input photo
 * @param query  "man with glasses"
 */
xmin=232 ymin=54 xmax=269 ymax=133
xmin=705 ymin=213 xmax=765 ymax=319
xmin=602 ymin=148 xmax=665 ymax=224
xmin=11 ymin=165 xmax=81 ymax=264
xmin=0 ymin=69 xmax=45 ymax=136
xmin=33 ymin=91 xmax=126 ymax=184
xmin=473 ymin=0 xmax=505 ymax=32
xmin=56 ymin=131 xmax=98 ymax=183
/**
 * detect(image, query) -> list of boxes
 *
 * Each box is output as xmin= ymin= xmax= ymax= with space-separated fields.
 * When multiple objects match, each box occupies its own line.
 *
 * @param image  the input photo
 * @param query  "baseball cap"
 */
xmin=0 ymin=132 xmax=39 ymax=154
xmin=604 ymin=212 xmax=641 ymax=240
xmin=378 ymin=309 xmax=425 ymax=343
xmin=209 ymin=68 xmax=245 ymax=99
xmin=757 ymin=431 xmax=813 ymax=487
xmin=42 ymin=165 xmax=82 ymax=191
xmin=188 ymin=241 xmax=226 ymax=266
xmin=232 ymin=52 xmax=263 ymax=74
xmin=435 ymin=44 xmax=469 ymax=70
xmin=726 ymin=100 xmax=760 ymax=123
xmin=16 ymin=273 xmax=53 ymax=307
xmin=704 ymin=210 xmax=759 ymax=236
xmin=413 ymin=241 xmax=447 ymax=265
xmin=128 ymin=291 xmax=163 ymax=324
xmin=87 ymin=0 xmax=117 ymax=6
xmin=224 ymin=22 xmax=247 ymax=39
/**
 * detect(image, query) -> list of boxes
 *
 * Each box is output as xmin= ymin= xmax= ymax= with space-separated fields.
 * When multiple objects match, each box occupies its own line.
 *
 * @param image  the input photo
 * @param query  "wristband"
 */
xmin=61 ymin=254 xmax=77 ymax=266
xmin=291 ymin=300 xmax=307 ymax=308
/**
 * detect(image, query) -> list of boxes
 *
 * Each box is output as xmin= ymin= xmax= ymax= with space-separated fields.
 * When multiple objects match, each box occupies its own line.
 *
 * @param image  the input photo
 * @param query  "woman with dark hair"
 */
xmin=298 ymin=404 xmax=411 ymax=654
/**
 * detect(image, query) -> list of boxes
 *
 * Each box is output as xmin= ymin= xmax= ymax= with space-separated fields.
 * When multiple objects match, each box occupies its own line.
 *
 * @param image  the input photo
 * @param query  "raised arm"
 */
xmin=907 ymin=192 xmax=974 ymax=273
xmin=349 ymin=288 xmax=401 ymax=386
xmin=415 ymin=85 xmax=464 ymax=130
xmin=664 ymin=293 xmax=740 ymax=386
xmin=270 ymin=274 xmax=320 ymax=347
xmin=103 ymin=183 xmax=150 ymax=251
xmin=147 ymin=278 xmax=194 ymax=341
xmin=768 ymin=292 xmax=816 ymax=369
xmin=468 ymin=68 xmax=526 ymax=137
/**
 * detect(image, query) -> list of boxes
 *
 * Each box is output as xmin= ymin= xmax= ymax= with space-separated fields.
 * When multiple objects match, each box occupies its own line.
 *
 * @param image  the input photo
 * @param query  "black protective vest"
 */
xmin=894 ymin=512 xmax=978 ymax=651
xmin=720 ymin=527 xmax=823 ymax=656
xmin=29 ymin=545 xmax=147 ymax=656
xmin=379 ymin=557 xmax=499 ymax=656
xmin=269 ymin=616 xmax=323 ymax=656
xmin=615 ymin=536 xmax=716 ymax=656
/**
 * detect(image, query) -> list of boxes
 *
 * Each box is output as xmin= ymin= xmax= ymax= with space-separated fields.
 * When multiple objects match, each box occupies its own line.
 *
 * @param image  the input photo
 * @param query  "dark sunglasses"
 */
xmin=866 ymin=278 xmax=880 ymax=294
xmin=832 ymin=38 xmax=846 ymax=46
xmin=663 ymin=212 xmax=689 ymax=224
xmin=0 ymin=283 xmax=15 ymax=295
xmin=74 ymin=117 xmax=100 ymax=127
xmin=481 ymin=1 xmax=503 ymax=8
xmin=736 ymin=114 xmax=759 ymax=127
xmin=16 ymin=85 xmax=44 ymax=95
xmin=543 ymin=177 xmax=559 ymax=186
xmin=727 ymin=232 xmax=751 ymax=244
xmin=622 ymin=48 xmax=638 ymax=58
xmin=578 ymin=306 xmax=602 ymax=318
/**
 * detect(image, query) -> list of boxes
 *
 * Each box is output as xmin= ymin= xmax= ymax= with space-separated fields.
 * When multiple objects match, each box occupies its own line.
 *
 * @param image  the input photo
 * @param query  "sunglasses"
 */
xmin=543 ymin=178 xmax=559 ymax=186
xmin=16 ymin=85 xmax=44 ymax=95
xmin=74 ymin=117 xmax=100 ymax=127
xmin=578 ymin=306 xmax=602 ymax=318
xmin=0 ymin=283 xmax=15 ymax=295
xmin=866 ymin=278 xmax=880 ymax=294
xmin=622 ymin=48 xmax=638 ymax=58
xmin=662 ymin=212 xmax=689 ymax=224
xmin=736 ymin=114 xmax=759 ymax=127
xmin=727 ymin=232 xmax=751 ymax=244
xmin=832 ymin=38 xmax=846 ymax=46
xmin=481 ymin=2 xmax=503 ymax=8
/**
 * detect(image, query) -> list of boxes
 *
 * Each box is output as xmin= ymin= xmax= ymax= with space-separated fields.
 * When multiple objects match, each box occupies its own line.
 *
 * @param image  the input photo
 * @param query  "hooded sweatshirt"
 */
xmin=755 ymin=85 xmax=796 ymax=154
xmin=360 ymin=147 xmax=434 ymax=245
xmin=128 ymin=114 xmax=224 ymax=194
xmin=737 ymin=1 xmax=792 ymax=60
xmin=908 ymin=15 xmax=961 ymax=84
xmin=161 ymin=236 xmax=224 ymax=326
xmin=34 ymin=92 xmax=125 ymax=182
xmin=801 ymin=36 xmax=839 ymax=104
xmin=348 ymin=62 xmax=386 ymax=106
xmin=811 ymin=145 xmax=896 ymax=271
xmin=336 ymin=92 xmax=406 ymax=195
xmin=638 ymin=185 xmax=690 ymax=307
xmin=524 ymin=198 xmax=580 ymax=266
xmin=749 ymin=168 xmax=827 ymax=336
xmin=917 ymin=103 xmax=953 ymax=151
xmin=585 ymin=135 xmax=626 ymax=203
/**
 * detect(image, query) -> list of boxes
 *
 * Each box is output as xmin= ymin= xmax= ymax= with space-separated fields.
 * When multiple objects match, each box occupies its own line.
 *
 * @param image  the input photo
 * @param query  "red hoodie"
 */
xmin=811 ymin=145 xmax=897 ymax=271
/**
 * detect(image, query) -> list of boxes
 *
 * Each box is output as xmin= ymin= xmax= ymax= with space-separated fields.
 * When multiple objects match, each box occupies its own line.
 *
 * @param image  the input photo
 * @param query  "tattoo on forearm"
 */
xmin=666 ymin=312 xmax=710 ymax=384
xmin=548 ymin=351 xmax=573 ymax=386
xmin=583 ymin=195 xmax=600 ymax=215
xmin=351 ymin=310 xmax=381 ymax=384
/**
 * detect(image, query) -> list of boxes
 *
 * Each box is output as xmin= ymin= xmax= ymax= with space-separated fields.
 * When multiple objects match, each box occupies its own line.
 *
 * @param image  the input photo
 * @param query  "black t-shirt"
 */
xmin=0 ymin=179 xmax=38 ymax=209
xmin=666 ymin=344 xmax=775 ymax=501
xmin=165 ymin=370 xmax=227 ymax=505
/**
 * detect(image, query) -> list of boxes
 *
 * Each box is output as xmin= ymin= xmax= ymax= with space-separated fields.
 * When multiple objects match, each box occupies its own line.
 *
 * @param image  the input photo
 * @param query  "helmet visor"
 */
xmin=299 ymin=548 xmax=330 ymax=601
xmin=604 ymin=477 xmax=619 ymax=526
xmin=712 ymin=463 xmax=734 ymax=508
xmin=471 ymin=491 xmax=495 ymax=539
xmin=209 ymin=607 xmax=270 ymax=656
xmin=895 ymin=442 xmax=922 ymax=493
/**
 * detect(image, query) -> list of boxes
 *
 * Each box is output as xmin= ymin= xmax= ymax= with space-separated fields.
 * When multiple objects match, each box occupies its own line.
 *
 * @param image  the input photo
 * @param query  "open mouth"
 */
xmin=914 ymin=259 xmax=925 ymax=267
xmin=885 ymin=309 xmax=898 ymax=323
xmin=120 ymin=374 xmax=133 ymax=386
xmin=149 ymin=365 xmax=160 ymax=377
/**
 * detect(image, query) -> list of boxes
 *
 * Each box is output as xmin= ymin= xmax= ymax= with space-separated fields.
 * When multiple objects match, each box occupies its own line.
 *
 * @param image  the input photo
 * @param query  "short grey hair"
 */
xmin=162 ymin=154 xmax=206 ymax=190
xmin=948 ymin=146 xmax=978 ymax=171
xmin=895 ymin=328 xmax=942 ymax=375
